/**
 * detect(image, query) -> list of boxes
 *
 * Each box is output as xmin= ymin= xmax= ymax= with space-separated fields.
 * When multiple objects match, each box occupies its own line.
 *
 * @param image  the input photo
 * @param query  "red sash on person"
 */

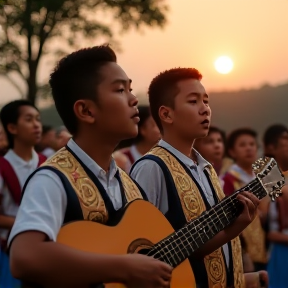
xmin=0 ymin=153 xmax=46 ymax=205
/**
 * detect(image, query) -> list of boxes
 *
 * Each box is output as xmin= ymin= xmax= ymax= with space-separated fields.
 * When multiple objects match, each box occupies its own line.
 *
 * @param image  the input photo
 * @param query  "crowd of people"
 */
xmin=0 ymin=45 xmax=287 ymax=288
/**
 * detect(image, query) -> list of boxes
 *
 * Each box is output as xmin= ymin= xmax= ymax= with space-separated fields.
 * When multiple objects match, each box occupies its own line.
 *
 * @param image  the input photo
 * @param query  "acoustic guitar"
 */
xmin=57 ymin=157 xmax=285 ymax=288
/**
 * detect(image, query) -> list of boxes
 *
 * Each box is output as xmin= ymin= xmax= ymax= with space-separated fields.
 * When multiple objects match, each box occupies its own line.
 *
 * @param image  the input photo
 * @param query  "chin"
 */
xmin=196 ymin=132 xmax=209 ymax=139
xmin=124 ymin=129 xmax=138 ymax=140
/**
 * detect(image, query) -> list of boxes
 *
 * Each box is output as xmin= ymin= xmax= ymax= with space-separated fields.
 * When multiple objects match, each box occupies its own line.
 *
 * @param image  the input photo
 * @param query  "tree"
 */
xmin=0 ymin=0 xmax=168 ymax=105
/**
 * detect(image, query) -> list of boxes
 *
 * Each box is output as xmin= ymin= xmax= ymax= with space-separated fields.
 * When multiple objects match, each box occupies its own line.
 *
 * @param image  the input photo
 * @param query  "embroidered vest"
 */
xmin=40 ymin=147 xmax=144 ymax=223
xmin=144 ymin=147 xmax=245 ymax=288
xmin=226 ymin=170 xmax=267 ymax=264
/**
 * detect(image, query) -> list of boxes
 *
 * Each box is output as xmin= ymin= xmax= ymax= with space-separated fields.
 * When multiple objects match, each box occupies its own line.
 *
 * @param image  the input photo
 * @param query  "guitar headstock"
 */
xmin=252 ymin=157 xmax=285 ymax=201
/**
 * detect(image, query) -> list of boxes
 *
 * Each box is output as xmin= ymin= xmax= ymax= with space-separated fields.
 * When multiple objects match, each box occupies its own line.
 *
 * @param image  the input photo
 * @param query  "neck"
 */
xmin=135 ymin=141 xmax=154 ymax=156
xmin=73 ymin=132 xmax=117 ymax=172
xmin=13 ymin=141 xmax=34 ymax=162
xmin=213 ymin=160 xmax=223 ymax=175
xmin=162 ymin=134 xmax=194 ymax=158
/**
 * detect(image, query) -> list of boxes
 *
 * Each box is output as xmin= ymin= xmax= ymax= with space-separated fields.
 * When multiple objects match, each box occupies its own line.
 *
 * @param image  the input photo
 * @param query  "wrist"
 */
xmin=112 ymin=255 xmax=132 ymax=283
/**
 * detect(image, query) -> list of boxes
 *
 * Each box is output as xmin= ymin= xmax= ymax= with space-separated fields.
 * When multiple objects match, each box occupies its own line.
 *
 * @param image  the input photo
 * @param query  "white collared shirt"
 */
xmin=0 ymin=149 xmax=39 ymax=239
xmin=8 ymin=139 xmax=122 ymax=245
xmin=130 ymin=139 xmax=230 ymax=267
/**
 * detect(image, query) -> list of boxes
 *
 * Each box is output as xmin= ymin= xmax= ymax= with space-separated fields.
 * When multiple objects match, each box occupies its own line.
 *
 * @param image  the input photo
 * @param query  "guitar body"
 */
xmin=57 ymin=199 xmax=196 ymax=288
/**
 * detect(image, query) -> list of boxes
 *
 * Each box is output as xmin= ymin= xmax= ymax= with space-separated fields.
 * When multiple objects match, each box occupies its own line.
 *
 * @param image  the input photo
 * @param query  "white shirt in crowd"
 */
xmin=0 ymin=149 xmax=40 ymax=239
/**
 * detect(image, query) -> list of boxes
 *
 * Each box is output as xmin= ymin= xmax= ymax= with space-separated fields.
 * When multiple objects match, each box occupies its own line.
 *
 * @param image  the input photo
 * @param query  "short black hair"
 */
xmin=42 ymin=125 xmax=54 ymax=136
xmin=263 ymin=124 xmax=288 ymax=147
xmin=208 ymin=126 xmax=226 ymax=142
xmin=0 ymin=100 xmax=38 ymax=148
xmin=148 ymin=68 xmax=202 ymax=132
xmin=49 ymin=45 xmax=117 ymax=135
xmin=227 ymin=127 xmax=257 ymax=151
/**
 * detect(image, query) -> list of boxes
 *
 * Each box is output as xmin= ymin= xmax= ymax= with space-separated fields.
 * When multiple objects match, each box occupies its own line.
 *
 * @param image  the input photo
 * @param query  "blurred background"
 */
xmin=0 ymin=0 xmax=287 ymax=144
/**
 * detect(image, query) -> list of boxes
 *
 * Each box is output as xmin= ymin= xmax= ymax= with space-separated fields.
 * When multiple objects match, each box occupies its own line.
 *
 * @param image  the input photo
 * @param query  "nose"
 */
xmin=199 ymin=102 xmax=211 ymax=116
xmin=34 ymin=119 xmax=41 ymax=129
xmin=129 ymin=93 xmax=138 ymax=107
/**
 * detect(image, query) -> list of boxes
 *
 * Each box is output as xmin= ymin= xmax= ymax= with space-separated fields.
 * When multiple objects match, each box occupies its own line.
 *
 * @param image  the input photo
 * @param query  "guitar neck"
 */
xmin=149 ymin=177 xmax=266 ymax=268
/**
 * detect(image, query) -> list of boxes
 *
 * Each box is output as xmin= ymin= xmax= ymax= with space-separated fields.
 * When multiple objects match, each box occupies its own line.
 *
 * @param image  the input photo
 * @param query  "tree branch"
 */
xmin=36 ymin=11 xmax=57 ymax=65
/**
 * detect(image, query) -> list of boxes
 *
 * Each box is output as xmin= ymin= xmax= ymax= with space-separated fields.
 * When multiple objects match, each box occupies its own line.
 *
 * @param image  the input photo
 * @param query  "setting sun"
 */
xmin=214 ymin=56 xmax=234 ymax=74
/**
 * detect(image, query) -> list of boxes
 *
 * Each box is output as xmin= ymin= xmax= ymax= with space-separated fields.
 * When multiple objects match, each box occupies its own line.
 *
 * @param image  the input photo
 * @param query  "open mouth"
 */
xmin=131 ymin=111 xmax=139 ymax=119
xmin=201 ymin=119 xmax=209 ymax=124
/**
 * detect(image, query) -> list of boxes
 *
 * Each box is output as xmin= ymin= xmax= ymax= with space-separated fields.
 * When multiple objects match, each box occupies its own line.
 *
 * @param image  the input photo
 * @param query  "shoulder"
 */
xmin=23 ymin=167 xmax=66 ymax=199
xmin=130 ymin=157 xmax=164 ymax=175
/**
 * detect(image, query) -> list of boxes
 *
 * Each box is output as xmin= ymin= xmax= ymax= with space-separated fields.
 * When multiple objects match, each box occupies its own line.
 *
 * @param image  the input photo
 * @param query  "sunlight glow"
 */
xmin=214 ymin=56 xmax=234 ymax=74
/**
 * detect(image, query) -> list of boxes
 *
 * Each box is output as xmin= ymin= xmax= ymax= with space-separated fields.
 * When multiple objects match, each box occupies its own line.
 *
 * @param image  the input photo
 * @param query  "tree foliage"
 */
xmin=0 ymin=0 xmax=168 ymax=104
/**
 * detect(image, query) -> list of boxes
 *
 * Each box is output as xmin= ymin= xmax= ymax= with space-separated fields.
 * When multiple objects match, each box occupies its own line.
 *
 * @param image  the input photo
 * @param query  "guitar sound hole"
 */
xmin=127 ymin=238 xmax=154 ymax=254
xmin=137 ymin=248 xmax=151 ymax=256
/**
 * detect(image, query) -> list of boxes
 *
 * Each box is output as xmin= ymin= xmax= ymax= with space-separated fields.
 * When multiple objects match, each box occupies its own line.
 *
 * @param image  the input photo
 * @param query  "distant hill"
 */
xmin=209 ymin=83 xmax=288 ymax=137
xmin=40 ymin=82 xmax=288 ymax=138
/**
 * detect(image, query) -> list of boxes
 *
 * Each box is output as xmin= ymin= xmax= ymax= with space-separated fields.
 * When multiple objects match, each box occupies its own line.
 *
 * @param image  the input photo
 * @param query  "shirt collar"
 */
xmin=67 ymin=139 xmax=118 ymax=181
xmin=158 ymin=139 xmax=212 ymax=171
xmin=5 ymin=149 xmax=39 ymax=168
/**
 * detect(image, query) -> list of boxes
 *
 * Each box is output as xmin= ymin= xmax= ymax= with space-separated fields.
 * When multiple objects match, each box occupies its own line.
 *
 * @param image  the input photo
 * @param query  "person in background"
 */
xmin=55 ymin=125 xmax=71 ymax=149
xmin=0 ymin=123 xmax=8 ymax=156
xmin=193 ymin=126 xmax=233 ymax=179
xmin=222 ymin=128 xmax=267 ymax=273
xmin=113 ymin=150 xmax=130 ymax=172
xmin=36 ymin=125 xmax=57 ymax=158
xmin=120 ymin=105 xmax=160 ymax=171
xmin=0 ymin=100 xmax=46 ymax=288
xmin=264 ymin=124 xmax=288 ymax=288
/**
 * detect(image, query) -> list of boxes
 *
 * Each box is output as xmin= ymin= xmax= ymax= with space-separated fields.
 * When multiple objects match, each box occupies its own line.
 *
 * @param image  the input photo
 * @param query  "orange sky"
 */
xmin=1 ymin=0 xmax=288 ymax=104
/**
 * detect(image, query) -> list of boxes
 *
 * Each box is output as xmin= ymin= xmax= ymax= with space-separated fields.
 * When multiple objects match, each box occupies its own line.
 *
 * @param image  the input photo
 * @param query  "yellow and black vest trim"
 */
xmin=22 ymin=146 xmax=145 ymax=225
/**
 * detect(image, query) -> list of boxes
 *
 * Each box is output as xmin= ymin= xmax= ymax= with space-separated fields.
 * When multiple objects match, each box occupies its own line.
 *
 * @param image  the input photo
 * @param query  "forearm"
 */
xmin=193 ymin=229 xmax=233 ymax=258
xmin=0 ymin=214 xmax=14 ymax=229
xmin=267 ymin=231 xmax=288 ymax=245
xmin=10 ymin=233 xmax=129 ymax=287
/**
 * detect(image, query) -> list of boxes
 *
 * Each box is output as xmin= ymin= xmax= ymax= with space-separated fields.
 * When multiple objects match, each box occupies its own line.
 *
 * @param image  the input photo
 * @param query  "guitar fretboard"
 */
xmin=147 ymin=178 xmax=266 ymax=267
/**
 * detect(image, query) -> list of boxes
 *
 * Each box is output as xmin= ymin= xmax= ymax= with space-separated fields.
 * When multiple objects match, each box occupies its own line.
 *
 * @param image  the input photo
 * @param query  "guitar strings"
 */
xmin=147 ymin=181 xmax=264 ymax=265
xmin=150 ymin=179 xmax=261 ymax=255
xmin=156 ymin=182 xmax=264 ymax=264
xmin=153 ymin=182 xmax=264 ymax=266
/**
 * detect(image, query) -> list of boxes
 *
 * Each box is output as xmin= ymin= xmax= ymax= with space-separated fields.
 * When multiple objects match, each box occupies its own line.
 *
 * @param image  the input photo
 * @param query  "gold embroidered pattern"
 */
xmin=118 ymin=169 xmax=143 ymax=203
xmin=228 ymin=170 xmax=267 ymax=264
xmin=241 ymin=215 xmax=267 ymax=263
xmin=148 ymin=147 xmax=244 ymax=288
xmin=207 ymin=166 xmax=245 ymax=288
xmin=42 ymin=148 xmax=143 ymax=223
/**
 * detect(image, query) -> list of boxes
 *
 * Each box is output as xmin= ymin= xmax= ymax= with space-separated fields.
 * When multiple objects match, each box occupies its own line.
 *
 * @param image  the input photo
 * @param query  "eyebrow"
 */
xmin=24 ymin=113 xmax=40 ymax=117
xmin=186 ymin=92 xmax=209 ymax=98
xmin=111 ymin=79 xmax=132 ymax=85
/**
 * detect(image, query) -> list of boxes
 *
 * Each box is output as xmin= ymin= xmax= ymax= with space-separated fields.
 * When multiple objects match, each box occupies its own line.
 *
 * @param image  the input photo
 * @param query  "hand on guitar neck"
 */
xmin=224 ymin=191 xmax=260 ymax=237
xmin=193 ymin=190 xmax=260 ymax=258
